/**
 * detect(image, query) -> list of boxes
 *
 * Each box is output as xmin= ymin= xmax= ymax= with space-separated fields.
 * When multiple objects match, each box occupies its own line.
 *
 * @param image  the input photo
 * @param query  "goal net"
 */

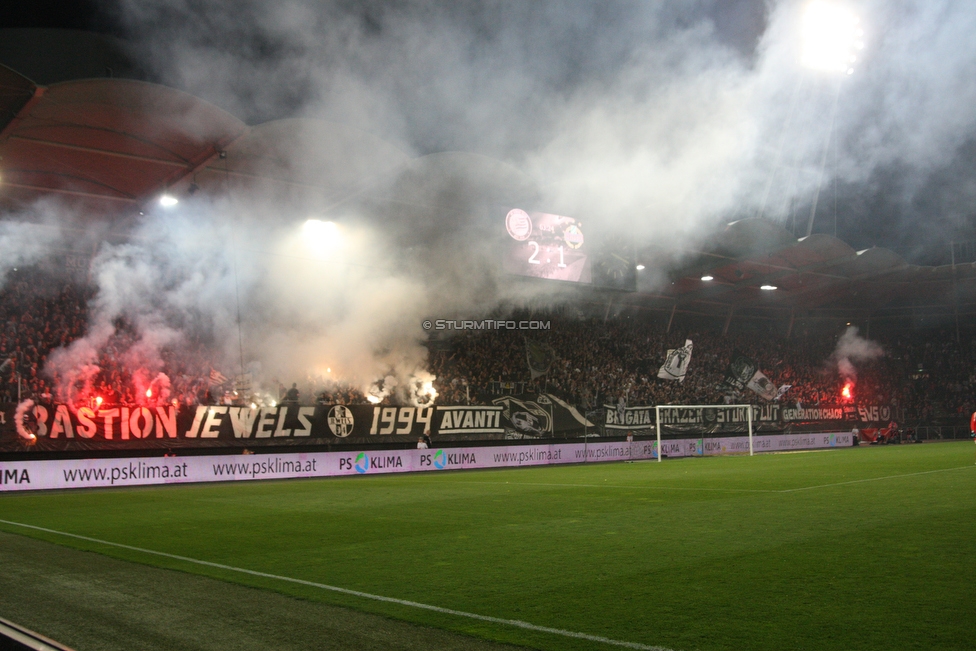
xmin=654 ymin=404 xmax=754 ymax=462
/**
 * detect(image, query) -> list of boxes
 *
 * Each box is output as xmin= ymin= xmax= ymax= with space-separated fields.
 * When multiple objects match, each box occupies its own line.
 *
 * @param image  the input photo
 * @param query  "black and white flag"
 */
xmin=657 ymin=339 xmax=693 ymax=382
xmin=746 ymin=369 xmax=778 ymax=401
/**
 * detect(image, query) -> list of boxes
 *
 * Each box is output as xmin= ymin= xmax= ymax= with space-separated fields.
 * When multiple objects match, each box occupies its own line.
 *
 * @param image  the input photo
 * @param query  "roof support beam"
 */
xmin=8 ymin=135 xmax=190 ymax=168
xmin=0 ymin=182 xmax=138 ymax=203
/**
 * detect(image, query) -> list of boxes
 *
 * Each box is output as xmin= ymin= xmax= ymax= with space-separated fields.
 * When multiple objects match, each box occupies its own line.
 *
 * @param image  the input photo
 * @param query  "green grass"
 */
xmin=2 ymin=443 xmax=975 ymax=651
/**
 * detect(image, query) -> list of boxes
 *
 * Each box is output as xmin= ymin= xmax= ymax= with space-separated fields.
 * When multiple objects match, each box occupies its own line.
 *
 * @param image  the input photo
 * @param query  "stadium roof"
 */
xmin=1 ymin=66 xmax=973 ymax=326
xmin=623 ymin=219 xmax=976 ymax=326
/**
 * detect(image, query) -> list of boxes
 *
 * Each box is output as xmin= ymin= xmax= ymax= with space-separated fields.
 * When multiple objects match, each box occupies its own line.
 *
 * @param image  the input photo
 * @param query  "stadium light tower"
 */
xmin=800 ymin=1 xmax=865 ymax=238
xmin=302 ymin=219 xmax=342 ymax=256
xmin=801 ymin=2 xmax=864 ymax=75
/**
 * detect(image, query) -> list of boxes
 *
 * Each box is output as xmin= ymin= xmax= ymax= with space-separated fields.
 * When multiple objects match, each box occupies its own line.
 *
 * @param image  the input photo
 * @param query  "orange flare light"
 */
xmin=841 ymin=382 xmax=853 ymax=400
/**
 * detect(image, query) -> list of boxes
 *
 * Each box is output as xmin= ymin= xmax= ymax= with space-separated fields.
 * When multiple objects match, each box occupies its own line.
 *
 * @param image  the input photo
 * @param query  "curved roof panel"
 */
xmin=194 ymin=118 xmax=411 ymax=209
xmin=0 ymin=78 xmax=246 ymax=212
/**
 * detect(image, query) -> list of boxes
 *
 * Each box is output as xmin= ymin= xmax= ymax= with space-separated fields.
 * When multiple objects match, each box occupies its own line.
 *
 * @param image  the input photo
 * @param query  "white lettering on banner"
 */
xmin=201 ymin=407 xmax=228 ymax=438
xmin=156 ymin=407 xmax=178 ymax=438
xmin=100 ymin=409 xmax=119 ymax=439
xmin=185 ymin=406 xmax=207 ymax=438
xmin=255 ymin=408 xmax=276 ymax=438
xmin=50 ymin=405 xmax=74 ymax=439
xmin=437 ymin=407 xmax=504 ymax=434
xmin=273 ymin=408 xmax=291 ymax=437
xmin=77 ymin=408 xmax=97 ymax=438
xmin=1 ymin=433 xmax=853 ymax=492
xmin=295 ymin=407 xmax=315 ymax=437
xmin=228 ymin=407 xmax=257 ymax=438
xmin=604 ymin=407 xmax=655 ymax=429
xmin=368 ymin=407 xmax=439 ymax=435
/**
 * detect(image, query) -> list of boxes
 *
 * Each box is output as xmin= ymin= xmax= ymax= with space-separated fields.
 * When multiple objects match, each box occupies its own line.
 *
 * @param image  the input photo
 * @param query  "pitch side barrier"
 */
xmin=0 ymin=433 xmax=853 ymax=492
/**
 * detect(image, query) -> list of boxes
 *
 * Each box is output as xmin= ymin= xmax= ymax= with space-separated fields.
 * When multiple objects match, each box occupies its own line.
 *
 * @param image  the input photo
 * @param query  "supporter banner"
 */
xmin=606 ymin=403 xmax=899 ymax=435
xmin=657 ymin=339 xmax=693 ymax=382
xmin=0 ymin=402 xmax=506 ymax=452
xmin=0 ymin=433 xmax=851 ymax=492
xmin=604 ymin=405 xmax=656 ymax=431
xmin=491 ymin=393 xmax=594 ymax=438
xmin=525 ymin=339 xmax=556 ymax=379
xmin=719 ymin=350 xmax=758 ymax=393
xmin=0 ymin=399 xmax=892 ymax=452
xmin=746 ymin=369 xmax=778 ymax=401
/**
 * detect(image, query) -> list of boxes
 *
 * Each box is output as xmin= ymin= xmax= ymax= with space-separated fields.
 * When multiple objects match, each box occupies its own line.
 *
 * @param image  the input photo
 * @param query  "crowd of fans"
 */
xmin=1 ymin=269 xmax=973 ymax=423
xmin=428 ymin=314 xmax=976 ymax=422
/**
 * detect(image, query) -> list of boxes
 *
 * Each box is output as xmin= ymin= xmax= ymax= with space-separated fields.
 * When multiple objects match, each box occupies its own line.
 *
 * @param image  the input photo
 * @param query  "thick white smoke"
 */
xmin=13 ymin=1 xmax=976 ymax=403
xmin=0 ymin=202 xmax=72 ymax=285
xmin=830 ymin=325 xmax=883 ymax=381
xmin=113 ymin=0 xmax=976 ymax=244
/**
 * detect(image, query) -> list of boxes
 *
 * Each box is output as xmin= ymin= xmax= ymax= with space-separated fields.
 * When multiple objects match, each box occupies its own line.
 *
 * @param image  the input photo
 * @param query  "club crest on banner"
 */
xmin=327 ymin=405 xmax=355 ymax=437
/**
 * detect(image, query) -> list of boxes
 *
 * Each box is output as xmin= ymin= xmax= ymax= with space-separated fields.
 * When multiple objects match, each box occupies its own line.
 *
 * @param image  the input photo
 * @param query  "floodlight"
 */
xmin=701 ymin=275 xmax=714 ymax=281
xmin=159 ymin=194 xmax=179 ymax=207
xmin=302 ymin=219 xmax=341 ymax=254
xmin=801 ymin=2 xmax=862 ymax=73
xmin=760 ymin=285 xmax=777 ymax=291
xmin=635 ymin=264 xmax=645 ymax=271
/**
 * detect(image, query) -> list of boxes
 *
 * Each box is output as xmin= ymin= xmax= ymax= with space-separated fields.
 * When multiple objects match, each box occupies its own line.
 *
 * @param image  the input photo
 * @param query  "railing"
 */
xmin=0 ymin=617 xmax=75 ymax=651
xmin=486 ymin=381 xmax=529 ymax=396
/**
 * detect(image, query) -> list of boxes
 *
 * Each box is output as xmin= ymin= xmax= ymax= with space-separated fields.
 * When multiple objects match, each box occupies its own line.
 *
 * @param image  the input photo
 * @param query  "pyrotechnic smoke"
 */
xmin=19 ymin=0 xmax=976 ymax=403
xmin=113 ymin=0 xmax=976 ymax=247
xmin=0 ymin=202 xmax=71 ymax=285
xmin=830 ymin=326 xmax=883 ymax=381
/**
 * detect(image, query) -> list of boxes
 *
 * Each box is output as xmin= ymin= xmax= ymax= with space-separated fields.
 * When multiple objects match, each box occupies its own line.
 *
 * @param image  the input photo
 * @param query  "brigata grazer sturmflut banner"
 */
xmin=0 ymin=432 xmax=852 ymax=492
xmin=605 ymin=403 xmax=899 ymax=435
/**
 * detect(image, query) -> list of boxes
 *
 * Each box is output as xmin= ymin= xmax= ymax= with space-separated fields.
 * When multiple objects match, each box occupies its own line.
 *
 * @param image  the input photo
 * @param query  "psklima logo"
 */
xmin=354 ymin=452 xmax=370 ymax=474
xmin=433 ymin=449 xmax=446 ymax=469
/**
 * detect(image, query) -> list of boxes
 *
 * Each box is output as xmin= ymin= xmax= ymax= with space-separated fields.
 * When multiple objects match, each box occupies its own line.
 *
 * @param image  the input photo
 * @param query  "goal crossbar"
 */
xmin=654 ymin=404 xmax=754 ymax=462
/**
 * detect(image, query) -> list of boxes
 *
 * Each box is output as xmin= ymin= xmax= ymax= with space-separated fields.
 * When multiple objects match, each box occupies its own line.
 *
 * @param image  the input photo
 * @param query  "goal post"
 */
xmin=654 ymin=404 xmax=754 ymax=462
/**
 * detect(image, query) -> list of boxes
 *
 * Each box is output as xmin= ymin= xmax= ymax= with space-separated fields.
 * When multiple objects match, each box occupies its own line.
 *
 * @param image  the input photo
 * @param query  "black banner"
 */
xmin=605 ymin=403 xmax=900 ymax=436
xmin=491 ymin=393 xmax=594 ymax=439
xmin=0 ymin=401 xmax=506 ymax=452
xmin=719 ymin=350 xmax=758 ymax=393
xmin=0 ymin=398 xmax=899 ymax=452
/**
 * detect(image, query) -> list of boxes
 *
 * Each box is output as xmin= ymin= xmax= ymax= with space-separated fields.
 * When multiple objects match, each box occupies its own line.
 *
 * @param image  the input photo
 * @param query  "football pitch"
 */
xmin=1 ymin=442 xmax=975 ymax=651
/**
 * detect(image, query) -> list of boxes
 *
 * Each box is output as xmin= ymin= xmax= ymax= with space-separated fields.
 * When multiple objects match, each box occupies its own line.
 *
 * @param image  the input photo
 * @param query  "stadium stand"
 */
xmin=1 ymin=268 xmax=973 ymax=429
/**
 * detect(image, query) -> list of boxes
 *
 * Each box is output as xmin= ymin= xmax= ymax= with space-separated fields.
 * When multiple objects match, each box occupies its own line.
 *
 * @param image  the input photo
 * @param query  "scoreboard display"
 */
xmin=501 ymin=208 xmax=636 ymax=291
xmin=502 ymin=208 xmax=590 ymax=282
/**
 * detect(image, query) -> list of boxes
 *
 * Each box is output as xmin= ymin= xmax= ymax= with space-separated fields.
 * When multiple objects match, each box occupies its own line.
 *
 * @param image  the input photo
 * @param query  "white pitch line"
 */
xmin=777 ymin=464 xmax=976 ymax=493
xmin=0 ymin=519 xmax=673 ymax=651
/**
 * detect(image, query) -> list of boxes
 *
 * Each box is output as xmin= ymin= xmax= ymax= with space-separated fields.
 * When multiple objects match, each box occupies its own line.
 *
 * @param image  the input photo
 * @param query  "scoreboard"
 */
xmin=501 ymin=208 xmax=636 ymax=291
